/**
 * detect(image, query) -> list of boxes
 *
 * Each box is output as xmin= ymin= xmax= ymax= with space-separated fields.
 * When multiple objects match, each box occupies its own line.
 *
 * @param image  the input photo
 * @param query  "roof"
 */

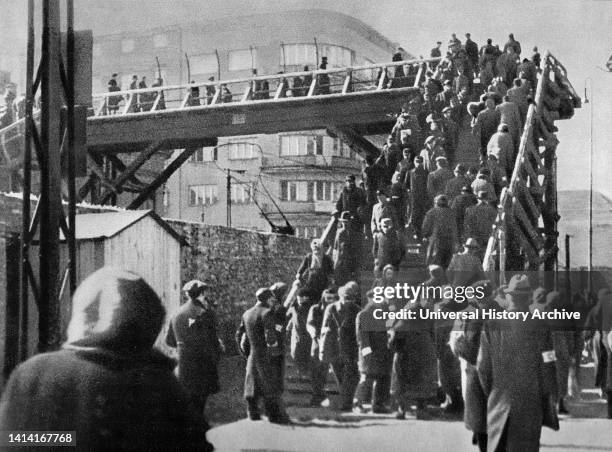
xmin=60 ymin=210 xmax=187 ymax=245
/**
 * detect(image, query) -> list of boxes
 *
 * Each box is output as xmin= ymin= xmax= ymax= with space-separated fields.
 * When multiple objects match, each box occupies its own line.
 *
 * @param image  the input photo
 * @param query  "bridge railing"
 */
xmin=0 ymin=111 xmax=40 ymax=167
xmin=483 ymin=51 xmax=580 ymax=283
xmin=91 ymin=57 xmax=440 ymax=118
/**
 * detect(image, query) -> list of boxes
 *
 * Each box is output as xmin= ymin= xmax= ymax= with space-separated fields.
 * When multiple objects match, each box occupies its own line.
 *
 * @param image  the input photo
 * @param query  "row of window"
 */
xmin=294 ymin=226 xmax=324 ymax=239
xmin=189 ymin=136 xmax=354 ymax=163
xmin=188 ymin=183 xmax=254 ymax=206
xmin=281 ymin=44 xmax=354 ymax=68
xmin=280 ymin=180 xmax=343 ymax=202
xmin=188 ymin=180 xmax=343 ymax=206
xmin=95 ymin=39 xmax=355 ymax=78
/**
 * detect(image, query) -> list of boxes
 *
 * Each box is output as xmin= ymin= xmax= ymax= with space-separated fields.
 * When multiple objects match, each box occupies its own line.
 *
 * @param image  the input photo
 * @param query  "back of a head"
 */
xmin=66 ymin=267 xmax=165 ymax=353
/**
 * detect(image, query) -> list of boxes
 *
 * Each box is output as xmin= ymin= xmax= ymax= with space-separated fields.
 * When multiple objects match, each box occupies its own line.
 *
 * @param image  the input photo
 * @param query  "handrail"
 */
xmin=92 ymin=56 xmax=440 ymax=100
xmin=482 ymin=51 xmax=576 ymax=276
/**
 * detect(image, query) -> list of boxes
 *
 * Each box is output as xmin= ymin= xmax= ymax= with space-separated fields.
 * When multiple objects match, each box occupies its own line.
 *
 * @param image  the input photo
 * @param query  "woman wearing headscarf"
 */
xmin=0 ymin=267 xmax=212 ymax=452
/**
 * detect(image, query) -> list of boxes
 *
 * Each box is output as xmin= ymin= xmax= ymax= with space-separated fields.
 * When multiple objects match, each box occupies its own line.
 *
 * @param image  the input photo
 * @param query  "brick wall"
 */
xmin=1 ymin=194 xmax=310 ymax=357
xmin=166 ymin=219 xmax=310 ymax=350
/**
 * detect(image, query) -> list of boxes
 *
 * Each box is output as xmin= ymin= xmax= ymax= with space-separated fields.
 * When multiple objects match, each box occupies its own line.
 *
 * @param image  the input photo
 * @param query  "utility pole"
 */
xmin=225 ymin=168 xmax=246 ymax=227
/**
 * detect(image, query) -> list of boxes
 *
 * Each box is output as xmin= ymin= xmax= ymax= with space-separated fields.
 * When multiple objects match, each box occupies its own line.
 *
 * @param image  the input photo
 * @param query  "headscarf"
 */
xmin=65 ymin=267 xmax=165 ymax=354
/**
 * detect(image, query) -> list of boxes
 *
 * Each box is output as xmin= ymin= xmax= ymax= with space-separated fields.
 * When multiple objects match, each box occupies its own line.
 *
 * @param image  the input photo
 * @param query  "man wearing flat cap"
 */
xmin=464 ymin=190 xmax=497 ymax=255
xmin=334 ymin=174 xmax=367 ymax=231
xmin=427 ymin=156 xmax=454 ymax=200
xmin=451 ymin=185 xmax=477 ymax=243
xmin=235 ymin=288 xmax=289 ymax=423
xmin=478 ymin=274 xmax=558 ymax=452
xmin=167 ymin=280 xmax=222 ymax=428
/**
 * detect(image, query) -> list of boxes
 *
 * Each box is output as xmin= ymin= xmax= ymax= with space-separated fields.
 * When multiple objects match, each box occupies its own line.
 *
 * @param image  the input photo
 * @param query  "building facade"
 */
xmin=91 ymin=9 xmax=398 ymax=236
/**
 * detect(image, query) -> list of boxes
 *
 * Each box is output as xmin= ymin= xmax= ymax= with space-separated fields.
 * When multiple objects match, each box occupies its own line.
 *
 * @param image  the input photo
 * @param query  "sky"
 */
xmin=1 ymin=0 xmax=611 ymax=196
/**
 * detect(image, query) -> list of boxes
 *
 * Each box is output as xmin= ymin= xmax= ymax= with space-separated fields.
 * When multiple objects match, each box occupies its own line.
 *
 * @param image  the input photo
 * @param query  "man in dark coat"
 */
xmin=0 ymin=267 xmax=212 ymax=452
xmin=478 ymin=275 xmax=559 ymax=452
xmin=269 ymin=282 xmax=289 ymax=392
xmin=441 ymin=107 xmax=460 ymax=166
xmin=445 ymin=163 xmax=470 ymax=200
xmin=387 ymin=172 xmax=408 ymax=230
xmin=235 ymin=288 xmax=289 ymax=424
xmin=395 ymin=147 xmax=415 ymax=190
xmin=451 ymin=185 xmax=478 ymax=243
xmin=166 ymin=280 xmax=222 ymax=424
xmin=296 ymin=239 xmax=334 ymax=301
xmin=422 ymin=194 xmax=457 ymax=269
xmin=317 ymin=57 xmax=330 ymax=95
xmin=372 ymin=217 xmax=405 ymax=275
xmin=287 ymin=288 xmax=315 ymax=376
xmin=427 ymin=156 xmax=454 ymax=200
xmin=474 ymin=98 xmax=501 ymax=163
xmin=446 ymin=238 xmax=485 ymax=287
xmin=389 ymin=286 xmax=439 ymax=420
xmin=354 ymin=290 xmax=394 ymax=413
xmin=464 ymin=190 xmax=498 ymax=254
xmin=334 ymin=174 xmax=367 ymax=230
xmin=320 ymin=284 xmax=361 ymax=411
xmin=430 ymin=41 xmax=442 ymax=70
xmin=333 ymin=212 xmax=362 ymax=286
xmin=449 ymin=281 xmax=500 ymax=452
xmin=465 ymin=33 xmax=479 ymax=77
xmin=408 ymin=156 xmax=431 ymax=239
xmin=307 ymin=287 xmax=338 ymax=406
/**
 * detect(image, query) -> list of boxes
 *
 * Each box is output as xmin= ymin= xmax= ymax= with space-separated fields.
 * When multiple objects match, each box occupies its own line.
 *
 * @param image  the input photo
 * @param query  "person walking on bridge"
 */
xmin=451 ymin=185 xmax=477 ymax=243
xmin=372 ymin=217 xmax=405 ymax=276
xmin=427 ymin=156 xmax=454 ymax=200
xmin=333 ymin=212 xmax=362 ymax=287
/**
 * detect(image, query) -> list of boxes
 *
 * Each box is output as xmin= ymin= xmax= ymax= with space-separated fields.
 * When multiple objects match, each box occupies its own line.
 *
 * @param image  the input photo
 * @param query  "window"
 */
xmin=315 ymin=181 xmax=334 ymax=201
xmin=191 ymin=53 xmax=218 ymax=77
xmin=229 ymin=49 xmax=256 ymax=72
xmin=280 ymin=181 xmax=313 ymax=202
xmin=332 ymin=138 xmax=352 ymax=158
xmin=281 ymin=44 xmax=318 ymax=66
xmin=153 ymin=33 xmax=168 ymax=48
xmin=280 ymin=44 xmax=353 ymax=68
xmin=121 ymin=39 xmax=135 ymax=53
xmin=228 ymin=141 xmax=257 ymax=160
xmin=188 ymin=184 xmax=218 ymax=206
xmin=280 ymin=135 xmax=322 ymax=156
xmin=191 ymin=147 xmax=216 ymax=163
xmin=231 ymin=184 xmax=253 ymax=204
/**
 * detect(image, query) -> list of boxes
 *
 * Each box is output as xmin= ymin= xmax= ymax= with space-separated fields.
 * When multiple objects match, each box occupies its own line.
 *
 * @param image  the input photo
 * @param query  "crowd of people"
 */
xmin=1 ymin=33 xmax=609 ymax=452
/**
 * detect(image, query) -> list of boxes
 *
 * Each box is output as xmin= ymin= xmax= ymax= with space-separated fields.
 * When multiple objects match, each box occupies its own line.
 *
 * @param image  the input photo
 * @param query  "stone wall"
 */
xmin=0 ymin=193 xmax=310 ymax=370
xmin=166 ymin=219 xmax=310 ymax=350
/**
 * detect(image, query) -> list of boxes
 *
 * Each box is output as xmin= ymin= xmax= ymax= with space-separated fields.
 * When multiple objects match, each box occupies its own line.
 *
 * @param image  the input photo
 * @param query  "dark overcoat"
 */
xmin=356 ymin=302 xmax=393 ymax=376
xmin=0 ymin=348 xmax=207 ymax=452
xmin=235 ymin=302 xmax=283 ymax=398
xmin=288 ymin=301 xmax=313 ymax=371
xmin=320 ymin=301 xmax=360 ymax=364
xmin=477 ymin=315 xmax=559 ymax=452
xmin=166 ymin=301 xmax=221 ymax=397
xmin=389 ymin=307 xmax=439 ymax=400
xmin=464 ymin=202 xmax=497 ymax=249
xmin=422 ymin=205 xmax=457 ymax=268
